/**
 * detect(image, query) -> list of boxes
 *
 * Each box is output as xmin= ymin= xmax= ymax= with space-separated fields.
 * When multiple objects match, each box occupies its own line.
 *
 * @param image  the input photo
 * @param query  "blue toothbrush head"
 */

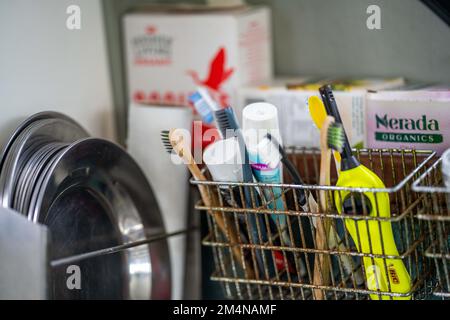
xmin=215 ymin=107 xmax=240 ymax=138
xmin=189 ymin=91 xmax=214 ymax=124
xmin=215 ymin=107 xmax=255 ymax=182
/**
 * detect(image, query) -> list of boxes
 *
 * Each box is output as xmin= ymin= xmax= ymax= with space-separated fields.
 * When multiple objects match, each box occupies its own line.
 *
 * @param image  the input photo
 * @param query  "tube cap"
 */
xmin=243 ymin=102 xmax=279 ymax=132
xmin=242 ymin=102 xmax=282 ymax=153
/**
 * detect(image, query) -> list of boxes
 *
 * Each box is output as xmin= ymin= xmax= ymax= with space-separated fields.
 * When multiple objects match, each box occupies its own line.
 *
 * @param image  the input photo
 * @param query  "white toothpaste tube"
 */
xmin=242 ymin=102 xmax=289 ymax=244
xmin=203 ymin=137 xmax=243 ymax=183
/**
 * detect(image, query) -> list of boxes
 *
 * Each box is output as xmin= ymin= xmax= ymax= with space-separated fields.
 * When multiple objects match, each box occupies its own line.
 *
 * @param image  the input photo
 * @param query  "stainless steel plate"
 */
xmin=18 ymin=143 xmax=66 ymax=214
xmin=0 ymin=112 xmax=84 ymax=176
xmin=14 ymin=143 xmax=58 ymax=212
xmin=0 ymin=113 xmax=171 ymax=300
xmin=33 ymin=138 xmax=171 ymax=299
xmin=0 ymin=118 xmax=89 ymax=208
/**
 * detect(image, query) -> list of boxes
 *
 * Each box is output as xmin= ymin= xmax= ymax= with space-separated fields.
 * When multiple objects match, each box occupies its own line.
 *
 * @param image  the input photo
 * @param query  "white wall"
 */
xmin=249 ymin=0 xmax=450 ymax=84
xmin=0 ymin=0 xmax=115 ymax=146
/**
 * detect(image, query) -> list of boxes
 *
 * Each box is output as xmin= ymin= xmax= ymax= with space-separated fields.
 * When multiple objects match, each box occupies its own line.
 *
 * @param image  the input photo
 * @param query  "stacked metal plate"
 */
xmin=0 ymin=112 xmax=171 ymax=299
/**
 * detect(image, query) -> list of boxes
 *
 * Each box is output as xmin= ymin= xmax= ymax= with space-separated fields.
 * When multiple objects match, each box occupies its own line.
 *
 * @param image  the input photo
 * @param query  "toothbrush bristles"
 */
xmin=327 ymin=123 xmax=345 ymax=153
xmin=215 ymin=109 xmax=238 ymax=138
xmin=160 ymin=130 xmax=174 ymax=153
xmin=215 ymin=112 xmax=230 ymax=128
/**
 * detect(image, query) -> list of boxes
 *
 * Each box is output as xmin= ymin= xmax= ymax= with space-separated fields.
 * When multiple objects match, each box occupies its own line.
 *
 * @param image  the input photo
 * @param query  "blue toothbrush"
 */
xmin=189 ymin=88 xmax=219 ymax=125
xmin=214 ymin=107 xmax=274 ymax=278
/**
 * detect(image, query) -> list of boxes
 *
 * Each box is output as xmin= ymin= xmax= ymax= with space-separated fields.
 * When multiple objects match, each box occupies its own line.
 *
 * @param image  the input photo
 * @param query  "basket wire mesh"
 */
xmin=412 ymin=157 xmax=450 ymax=299
xmin=192 ymin=148 xmax=436 ymax=300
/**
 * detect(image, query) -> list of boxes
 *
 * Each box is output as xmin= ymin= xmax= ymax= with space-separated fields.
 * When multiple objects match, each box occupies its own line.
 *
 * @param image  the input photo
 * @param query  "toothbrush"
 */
xmin=308 ymin=95 xmax=365 ymax=286
xmin=313 ymin=116 xmax=344 ymax=300
xmin=215 ymin=107 xmax=301 ymax=278
xmin=191 ymin=91 xmax=292 ymax=277
xmin=189 ymin=88 xmax=220 ymax=125
xmin=319 ymin=84 xmax=412 ymax=300
xmin=308 ymin=96 xmax=341 ymax=173
xmin=161 ymin=129 xmax=256 ymax=279
xmin=214 ymin=107 xmax=269 ymax=277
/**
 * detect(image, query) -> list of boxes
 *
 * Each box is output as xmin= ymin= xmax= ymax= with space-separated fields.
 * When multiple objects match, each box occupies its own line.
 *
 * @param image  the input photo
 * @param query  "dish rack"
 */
xmin=412 ymin=157 xmax=450 ymax=299
xmin=191 ymin=147 xmax=436 ymax=300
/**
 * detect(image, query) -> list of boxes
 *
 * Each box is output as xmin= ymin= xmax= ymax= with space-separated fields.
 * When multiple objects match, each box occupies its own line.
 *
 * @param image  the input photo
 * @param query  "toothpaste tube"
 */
xmin=242 ymin=102 xmax=289 ymax=245
xmin=203 ymin=137 xmax=244 ymax=207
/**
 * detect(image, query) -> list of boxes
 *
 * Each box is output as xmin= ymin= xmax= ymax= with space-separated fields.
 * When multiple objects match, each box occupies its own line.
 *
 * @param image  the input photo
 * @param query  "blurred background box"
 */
xmin=236 ymin=77 xmax=405 ymax=148
xmin=123 ymin=4 xmax=272 ymax=109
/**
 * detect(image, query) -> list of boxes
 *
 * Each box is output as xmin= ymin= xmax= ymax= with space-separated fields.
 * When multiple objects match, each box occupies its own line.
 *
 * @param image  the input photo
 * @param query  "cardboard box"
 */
xmin=236 ymin=78 xmax=405 ymax=148
xmin=366 ymin=89 xmax=450 ymax=154
xmin=123 ymin=5 xmax=272 ymax=108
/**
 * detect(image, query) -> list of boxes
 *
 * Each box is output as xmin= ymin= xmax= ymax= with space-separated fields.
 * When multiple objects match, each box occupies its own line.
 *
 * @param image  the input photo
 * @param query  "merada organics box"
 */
xmin=123 ymin=5 xmax=272 ymax=108
xmin=366 ymin=90 xmax=450 ymax=154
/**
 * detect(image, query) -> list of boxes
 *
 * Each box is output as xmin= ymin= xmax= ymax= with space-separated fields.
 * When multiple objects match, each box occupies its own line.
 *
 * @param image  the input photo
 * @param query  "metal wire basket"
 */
xmin=412 ymin=156 xmax=450 ymax=299
xmin=192 ymin=148 xmax=436 ymax=300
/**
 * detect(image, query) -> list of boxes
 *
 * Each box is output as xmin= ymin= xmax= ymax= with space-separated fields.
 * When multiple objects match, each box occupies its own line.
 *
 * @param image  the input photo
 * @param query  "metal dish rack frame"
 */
xmin=192 ymin=148 xmax=436 ymax=300
xmin=412 ymin=156 xmax=450 ymax=299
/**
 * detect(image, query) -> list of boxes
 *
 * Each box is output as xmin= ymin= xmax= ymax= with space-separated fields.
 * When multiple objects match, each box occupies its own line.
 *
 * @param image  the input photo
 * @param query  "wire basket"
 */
xmin=192 ymin=148 xmax=436 ymax=300
xmin=412 ymin=157 xmax=450 ymax=299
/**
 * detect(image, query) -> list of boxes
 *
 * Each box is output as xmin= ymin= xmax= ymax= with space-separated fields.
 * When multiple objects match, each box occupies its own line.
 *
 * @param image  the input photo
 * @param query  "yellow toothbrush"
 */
xmin=308 ymin=96 xmax=341 ymax=173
